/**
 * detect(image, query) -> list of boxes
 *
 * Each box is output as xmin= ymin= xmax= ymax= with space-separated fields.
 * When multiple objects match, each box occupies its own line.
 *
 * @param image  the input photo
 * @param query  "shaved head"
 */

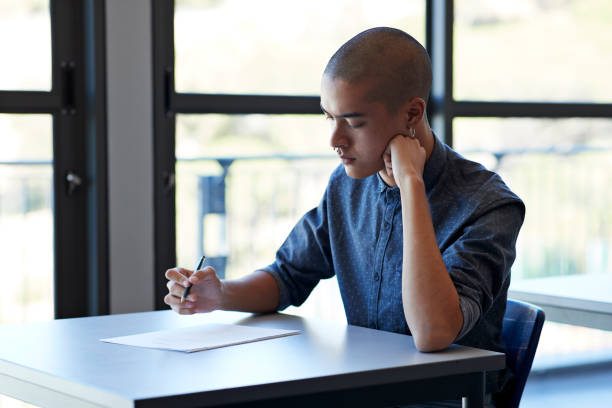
xmin=323 ymin=27 xmax=432 ymax=113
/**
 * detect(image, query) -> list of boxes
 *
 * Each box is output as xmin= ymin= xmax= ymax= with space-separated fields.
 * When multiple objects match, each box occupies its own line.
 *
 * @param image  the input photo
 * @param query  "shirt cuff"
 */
xmin=260 ymin=265 xmax=291 ymax=311
xmin=456 ymin=295 xmax=481 ymax=341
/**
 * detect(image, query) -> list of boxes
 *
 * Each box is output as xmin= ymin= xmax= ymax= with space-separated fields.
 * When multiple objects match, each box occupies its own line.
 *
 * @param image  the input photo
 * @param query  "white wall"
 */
xmin=106 ymin=0 xmax=154 ymax=313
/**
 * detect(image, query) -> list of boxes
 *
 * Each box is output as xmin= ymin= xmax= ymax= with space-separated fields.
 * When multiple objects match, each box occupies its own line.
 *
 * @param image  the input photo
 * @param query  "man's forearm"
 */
xmin=219 ymin=270 xmax=280 ymax=313
xmin=399 ymin=174 xmax=463 ymax=352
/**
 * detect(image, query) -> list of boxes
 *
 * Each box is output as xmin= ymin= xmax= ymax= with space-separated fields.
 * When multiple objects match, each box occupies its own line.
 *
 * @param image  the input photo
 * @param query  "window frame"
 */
xmin=0 ymin=0 xmax=109 ymax=318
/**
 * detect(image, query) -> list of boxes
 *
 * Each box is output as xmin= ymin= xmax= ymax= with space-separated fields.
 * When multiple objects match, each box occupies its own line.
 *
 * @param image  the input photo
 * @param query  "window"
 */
xmin=447 ymin=1 xmax=612 ymax=367
xmin=0 ymin=3 xmax=53 ymax=330
xmin=174 ymin=0 xmax=425 ymax=95
xmin=0 ymin=1 xmax=51 ymax=91
xmin=175 ymin=113 xmax=342 ymax=319
xmin=0 ymin=0 xmax=108 ymax=324
xmin=454 ymin=0 xmax=612 ymax=102
xmin=454 ymin=118 xmax=611 ymax=281
xmin=0 ymin=114 xmax=53 ymax=325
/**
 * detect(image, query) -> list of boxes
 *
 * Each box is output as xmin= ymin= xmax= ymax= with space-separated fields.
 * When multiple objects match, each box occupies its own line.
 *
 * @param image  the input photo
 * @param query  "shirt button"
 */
xmin=384 ymin=220 xmax=391 ymax=228
xmin=374 ymin=273 xmax=380 ymax=281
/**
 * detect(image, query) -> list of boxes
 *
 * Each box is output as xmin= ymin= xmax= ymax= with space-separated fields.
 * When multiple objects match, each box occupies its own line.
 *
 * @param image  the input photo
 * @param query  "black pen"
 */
xmin=181 ymin=255 xmax=206 ymax=303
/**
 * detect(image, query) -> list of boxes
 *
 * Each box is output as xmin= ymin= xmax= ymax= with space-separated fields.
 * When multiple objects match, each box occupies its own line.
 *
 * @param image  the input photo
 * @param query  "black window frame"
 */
xmin=152 ymin=0 xmax=612 ymax=309
xmin=0 ymin=0 xmax=109 ymax=318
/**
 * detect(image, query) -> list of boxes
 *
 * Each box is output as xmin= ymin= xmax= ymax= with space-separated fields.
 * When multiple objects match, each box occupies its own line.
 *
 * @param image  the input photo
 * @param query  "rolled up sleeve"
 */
xmin=442 ymin=201 xmax=525 ymax=340
xmin=261 ymin=192 xmax=334 ymax=310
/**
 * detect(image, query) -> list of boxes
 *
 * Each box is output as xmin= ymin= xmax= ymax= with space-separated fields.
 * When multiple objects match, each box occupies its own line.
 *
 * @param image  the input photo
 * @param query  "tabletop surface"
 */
xmin=509 ymin=273 xmax=612 ymax=313
xmin=0 ymin=310 xmax=505 ymax=406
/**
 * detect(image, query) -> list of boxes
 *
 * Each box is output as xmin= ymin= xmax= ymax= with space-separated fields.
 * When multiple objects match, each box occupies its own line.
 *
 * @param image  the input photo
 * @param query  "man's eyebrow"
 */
xmin=320 ymin=104 xmax=365 ymax=118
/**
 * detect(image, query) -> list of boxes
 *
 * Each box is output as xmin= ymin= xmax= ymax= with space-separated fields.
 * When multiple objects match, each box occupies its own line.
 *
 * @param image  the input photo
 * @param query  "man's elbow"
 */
xmin=412 ymin=331 xmax=455 ymax=352
xmin=411 ymin=318 xmax=462 ymax=352
xmin=407 ymin=304 xmax=464 ymax=352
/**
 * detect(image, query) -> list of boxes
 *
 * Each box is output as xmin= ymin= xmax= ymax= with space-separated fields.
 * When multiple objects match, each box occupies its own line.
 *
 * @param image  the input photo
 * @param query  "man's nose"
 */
xmin=330 ymin=123 xmax=347 ymax=149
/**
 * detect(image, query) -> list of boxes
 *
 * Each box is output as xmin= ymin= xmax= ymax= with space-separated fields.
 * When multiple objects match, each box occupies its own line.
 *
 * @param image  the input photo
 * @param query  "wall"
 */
xmin=106 ymin=0 xmax=154 ymax=313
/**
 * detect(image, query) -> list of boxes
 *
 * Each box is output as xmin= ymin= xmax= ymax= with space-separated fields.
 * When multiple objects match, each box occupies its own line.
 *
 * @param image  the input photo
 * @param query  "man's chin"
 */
xmin=343 ymin=165 xmax=376 ymax=179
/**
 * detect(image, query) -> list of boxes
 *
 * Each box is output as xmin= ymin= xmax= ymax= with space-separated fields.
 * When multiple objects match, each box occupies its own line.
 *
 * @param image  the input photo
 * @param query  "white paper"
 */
xmin=100 ymin=323 xmax=300 ymax=352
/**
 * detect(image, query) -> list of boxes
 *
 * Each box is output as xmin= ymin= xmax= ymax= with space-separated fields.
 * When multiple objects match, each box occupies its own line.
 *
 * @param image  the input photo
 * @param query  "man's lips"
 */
xmin=339 ymin=155 xmax=355 ymax=164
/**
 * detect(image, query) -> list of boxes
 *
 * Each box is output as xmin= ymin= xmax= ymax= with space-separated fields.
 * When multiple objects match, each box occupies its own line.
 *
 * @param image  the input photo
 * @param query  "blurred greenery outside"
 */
xmin=454 ymin=0 xmax=612 ymax=102
xmin=1 ymin=3 xmax=612 ymax=407
xmin=0 ymin=0 xmax=51 ymax=91
xmin=0 ymin=113 xmax=54 ymax=334
xmin=454 ymin=117 xmax=612 ymax=280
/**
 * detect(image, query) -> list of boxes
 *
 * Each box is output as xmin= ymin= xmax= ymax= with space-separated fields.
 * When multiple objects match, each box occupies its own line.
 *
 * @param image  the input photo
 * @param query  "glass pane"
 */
xmin=454 ymin=117 xmax=612 ymax=367
xmin=454 ymin=118 xmax=612 ymax=279
xmin=174 ymin=0 xmax=425 ymax=94
xmin=0 ymin=396 xmax=37 ymax=408
xmin=454 ymin=0 xmax=612 ymax=102
xmin=1 ymin=115 xmax=51 ymax=408
xmin=176 ymin=113 xmax=333 ymax=158
xmin=534 ymin=321 xmax=612 ymax=371
xmin=0 ymin=1 xmax=51 ymax=91
xmin=0 ymin=114 xmax=54 ymax=325
xmin=176 ymin=114 xmax=346 ymax=323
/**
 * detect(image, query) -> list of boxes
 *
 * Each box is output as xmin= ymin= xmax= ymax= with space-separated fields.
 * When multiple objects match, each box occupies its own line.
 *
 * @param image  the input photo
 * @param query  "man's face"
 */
xmin=320 ymin=75 xmax=403 ymax=179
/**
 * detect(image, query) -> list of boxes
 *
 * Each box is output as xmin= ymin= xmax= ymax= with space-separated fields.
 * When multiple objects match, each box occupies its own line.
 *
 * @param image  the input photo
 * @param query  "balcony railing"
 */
xmin=174 ymin=146 xmax=611 ymax=281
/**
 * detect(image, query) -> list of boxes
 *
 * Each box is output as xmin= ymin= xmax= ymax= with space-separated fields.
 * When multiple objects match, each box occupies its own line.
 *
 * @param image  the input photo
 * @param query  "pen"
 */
xmin=181 ymin=255 xmax=206 ymax=303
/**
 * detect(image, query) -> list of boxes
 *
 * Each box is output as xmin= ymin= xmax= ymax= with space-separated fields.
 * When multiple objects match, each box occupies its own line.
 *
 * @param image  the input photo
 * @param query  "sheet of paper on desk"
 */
xmin=100 ymin=323 xmax=300 ymax=352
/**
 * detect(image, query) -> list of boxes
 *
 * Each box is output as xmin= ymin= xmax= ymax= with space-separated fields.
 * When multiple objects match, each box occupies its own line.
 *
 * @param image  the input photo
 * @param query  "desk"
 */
xmin=509 ymin=274 xmax=612 ymax=331
xmin=0 ymin=311 xmax=504 ymax=407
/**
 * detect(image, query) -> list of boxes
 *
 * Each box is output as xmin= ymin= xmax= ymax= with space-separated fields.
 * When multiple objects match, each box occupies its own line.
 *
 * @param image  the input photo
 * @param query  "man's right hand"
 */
xmin=164 ymin=266 xmax=224 ymax=314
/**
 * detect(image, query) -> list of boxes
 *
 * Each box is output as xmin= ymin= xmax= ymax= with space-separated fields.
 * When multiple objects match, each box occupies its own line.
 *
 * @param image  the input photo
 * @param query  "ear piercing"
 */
xmin=407 ymin=127 xmax=416 ymax=139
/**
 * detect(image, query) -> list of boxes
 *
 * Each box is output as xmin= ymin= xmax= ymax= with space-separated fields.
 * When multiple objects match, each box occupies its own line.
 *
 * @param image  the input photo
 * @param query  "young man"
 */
xmin=165 ymin=27 xmax=524 ymax=404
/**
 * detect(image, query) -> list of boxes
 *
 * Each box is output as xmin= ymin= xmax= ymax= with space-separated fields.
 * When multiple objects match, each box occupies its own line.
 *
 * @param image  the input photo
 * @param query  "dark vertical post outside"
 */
xmin=196 ymin=159 xmax=233 ymax=279
xmin=427 ymin=0 xmax=454 ymax=146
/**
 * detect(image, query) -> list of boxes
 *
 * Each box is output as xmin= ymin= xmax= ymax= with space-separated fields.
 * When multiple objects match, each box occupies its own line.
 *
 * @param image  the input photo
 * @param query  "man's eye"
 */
xmin=349 ymin=122 xmax=366 ymax=129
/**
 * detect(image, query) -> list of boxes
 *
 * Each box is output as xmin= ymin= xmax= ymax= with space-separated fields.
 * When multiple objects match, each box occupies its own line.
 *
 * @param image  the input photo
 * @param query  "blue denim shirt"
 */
xmin=263 ymin=134 xmax=525 ymax=393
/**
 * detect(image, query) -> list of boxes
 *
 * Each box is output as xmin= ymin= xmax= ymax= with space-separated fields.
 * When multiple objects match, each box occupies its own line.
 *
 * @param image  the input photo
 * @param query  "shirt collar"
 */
xmin=422 ymin=132 xmax=447 ymax=192
xmin=376 ymin=132 xmax=447 ymax=194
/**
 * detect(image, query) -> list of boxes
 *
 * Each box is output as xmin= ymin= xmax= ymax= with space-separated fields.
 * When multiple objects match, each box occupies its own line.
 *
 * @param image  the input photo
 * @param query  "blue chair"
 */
xmin=495 ymin=299 xmax=545 ymax=408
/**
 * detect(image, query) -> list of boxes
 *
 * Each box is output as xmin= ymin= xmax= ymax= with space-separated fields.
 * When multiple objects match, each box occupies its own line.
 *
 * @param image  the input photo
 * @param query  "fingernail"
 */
xmin=188 ymin=295 xmax=196 ymax=302
xmin=190 ymin=276 xmax=199 ymax=283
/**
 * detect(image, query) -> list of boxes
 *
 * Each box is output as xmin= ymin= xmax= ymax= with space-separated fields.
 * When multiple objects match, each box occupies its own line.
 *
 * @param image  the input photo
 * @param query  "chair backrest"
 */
xmin=495 ymin=299 xmax=545 ymax=408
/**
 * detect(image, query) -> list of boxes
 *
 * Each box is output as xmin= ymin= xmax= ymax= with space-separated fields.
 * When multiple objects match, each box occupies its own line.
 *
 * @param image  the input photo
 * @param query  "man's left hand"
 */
xmin=383 ymin=133 xmax=427 ymax=186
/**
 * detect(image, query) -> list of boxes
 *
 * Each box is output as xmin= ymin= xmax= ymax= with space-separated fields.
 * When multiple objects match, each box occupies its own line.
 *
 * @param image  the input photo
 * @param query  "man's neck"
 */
xmin=419 ymin=124 xmax=435 ymax=161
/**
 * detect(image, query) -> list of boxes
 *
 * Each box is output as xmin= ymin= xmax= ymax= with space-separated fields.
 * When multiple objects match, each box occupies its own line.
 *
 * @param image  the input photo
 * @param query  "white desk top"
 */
xmin=510 ymin=274 xmax=612 ymax=313
xmin=0 ymin=310 xmax=504 ymax=407
xmin=509 ymin=274 xmax=612 ymax=330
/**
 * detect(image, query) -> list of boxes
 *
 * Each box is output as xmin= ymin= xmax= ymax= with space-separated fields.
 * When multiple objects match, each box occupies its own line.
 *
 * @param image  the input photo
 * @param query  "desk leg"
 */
xmin=461 ymin=371 xmax=485 ymax=408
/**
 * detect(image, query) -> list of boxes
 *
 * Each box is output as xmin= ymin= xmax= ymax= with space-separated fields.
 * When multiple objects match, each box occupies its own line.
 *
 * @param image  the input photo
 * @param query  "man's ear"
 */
xmin=401 ymin=97 xmax=426 ymax=128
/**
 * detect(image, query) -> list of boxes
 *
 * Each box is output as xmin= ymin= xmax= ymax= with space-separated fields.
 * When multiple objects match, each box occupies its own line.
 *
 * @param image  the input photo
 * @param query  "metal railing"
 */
xmin=175 ymin=146 xmax=611 ymax=280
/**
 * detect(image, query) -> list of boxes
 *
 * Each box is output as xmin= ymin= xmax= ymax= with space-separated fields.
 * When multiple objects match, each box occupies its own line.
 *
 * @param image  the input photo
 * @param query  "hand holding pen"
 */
xmin=181 ymin=255 xmax=206 ymax=303
xmin=164 ymin=255 xmax=224 ymax=314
